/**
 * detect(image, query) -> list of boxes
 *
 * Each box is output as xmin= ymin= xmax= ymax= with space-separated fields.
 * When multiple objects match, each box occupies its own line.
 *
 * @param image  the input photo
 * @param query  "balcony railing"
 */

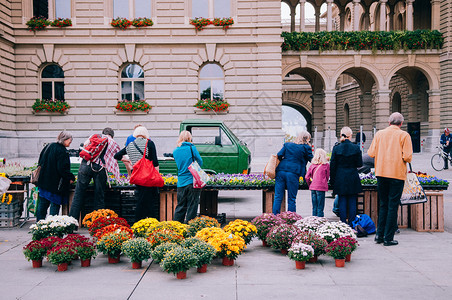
xmin=282 ymin=30 xmax=444 ymax=53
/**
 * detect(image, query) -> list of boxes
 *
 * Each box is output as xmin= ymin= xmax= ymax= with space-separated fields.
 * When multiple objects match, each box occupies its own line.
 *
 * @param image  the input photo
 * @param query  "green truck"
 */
xmin=70 ymin=119 xmax=251 ymax=176
xmin=159 ymin=119 xmax=252 ymax=175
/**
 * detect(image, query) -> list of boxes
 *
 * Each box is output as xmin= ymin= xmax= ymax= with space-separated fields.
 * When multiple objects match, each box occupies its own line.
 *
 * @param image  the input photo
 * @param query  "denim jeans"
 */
xmin=174 ymin=185 xmax=201 ymax=223
xmin=311 ymin=190 xmax=325 ymax=217
xmin=333 ymin=195 xmax=339 ymax=214
xmin=135 ymin=185 xmax=159 ymax=222
xmin=273 ymin=170 xmax=299 ymax=214
xmin=69 ymin=160 xmax=107 ymax=219
xmin=376 ymin=176 xmax=404 ymax=242
xmin=338 ymin=194 xmax=357 ymax=226
xmin=36 ymin=196 xmax=60 ymax=221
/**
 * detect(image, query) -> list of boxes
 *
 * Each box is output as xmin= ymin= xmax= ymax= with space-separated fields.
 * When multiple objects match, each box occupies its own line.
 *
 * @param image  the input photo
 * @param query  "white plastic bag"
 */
xmin=0 ymin=176 xmax=12 ymax=197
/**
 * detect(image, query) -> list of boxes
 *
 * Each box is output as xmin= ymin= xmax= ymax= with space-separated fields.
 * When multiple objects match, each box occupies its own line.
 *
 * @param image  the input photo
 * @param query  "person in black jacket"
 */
xmin=36 ymin=131 xmax=75 ymax=221
xmin=330 ymin=127 xmax=363 ymax=226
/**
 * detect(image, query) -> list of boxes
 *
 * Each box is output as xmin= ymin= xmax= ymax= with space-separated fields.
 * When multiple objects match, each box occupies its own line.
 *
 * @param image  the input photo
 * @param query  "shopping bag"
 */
xmin=264 ymin=155 xmax=280 ymax=179
xmin=0 ymin=176 xmax=11 ymax=197
xmin=31 ymin=166 xmax=41 ymax=185
xmin=28 ymin=187 xmax=39 ymax=215
xmin=400 ymin=164 xmax=427 ymax=205
xmin=129 ymin=141 xmax=164 ymax=187
xmin=352 ymin=214 xmax=376 ymax=235
xmin=188 ymin=160 xmax=209 ymax=188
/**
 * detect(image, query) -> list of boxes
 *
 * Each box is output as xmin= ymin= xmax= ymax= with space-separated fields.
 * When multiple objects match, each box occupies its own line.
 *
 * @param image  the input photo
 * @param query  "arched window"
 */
xmin=392 ymin=92 xmax=401 ymax=113
xmin=120 ymin=64 xmax=144 ymax=101
xmin=199 ymin=64 xmax=224 ymax=100
xmin=41 ymin=64 xmax=65 ymax=100
xmin=344 ymin=103 xmax=350 ymax=127
xmin=192 ymin=0 xmax=230 ymax=18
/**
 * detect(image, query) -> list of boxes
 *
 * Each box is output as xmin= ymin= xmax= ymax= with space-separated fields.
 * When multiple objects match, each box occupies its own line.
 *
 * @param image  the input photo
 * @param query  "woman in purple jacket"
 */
xmin=305 ymin=148 xmax=330 ymax=217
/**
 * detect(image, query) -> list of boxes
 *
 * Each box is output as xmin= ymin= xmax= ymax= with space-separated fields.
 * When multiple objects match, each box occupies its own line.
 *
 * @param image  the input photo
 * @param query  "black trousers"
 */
xmin=135 ymin=186 xmax=159 ymax=222
xmin=376 ymin=176 xmax=405 ymax=242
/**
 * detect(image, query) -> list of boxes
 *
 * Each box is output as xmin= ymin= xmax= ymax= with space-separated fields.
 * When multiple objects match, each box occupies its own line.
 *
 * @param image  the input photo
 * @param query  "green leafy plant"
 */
xmin=132 ymin=17 xmax=153 ymax=27
xmin=111 ymin=17 xmax=132 ymax=29
xmin=212 ymin=17 xmax=234 ymax=30
xmin=194 ymin=98 xmax=229 ymax=112
xmin=151 ymin=242 xmax=180 ymax=263
xmin=96 ymin=231 xmax=131 ymax=257
xmin=32 ymin=99 xmax=70 ymax=114
xmin=288 ymin=242 xmax=314 ymax=262
xmin=122 ymin=238 xmax=153 ymax=262
xmin=182 ymin=239 xmax=216 ymax=268
xmin=50 ymin=18 xmax=72 ymax=28
xmin=47 ymin=245 xmax=76 ymax=265
xmin=115 ymin=100 xmax=152 ymax=112
xmin=189 ymin=17 xmax=212 ymax=31
xmin=26 ymin=16 xmax=51 ymax=31
xmin=160 ymin=247 xmax=197 ymax=275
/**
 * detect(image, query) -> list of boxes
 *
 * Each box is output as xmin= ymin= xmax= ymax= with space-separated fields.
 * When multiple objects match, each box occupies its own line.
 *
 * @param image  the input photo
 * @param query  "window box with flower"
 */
xmin=111 ymin=17 xmax=132 ymax=29
xmin=132 ymin=17 xmax=153 ymax=28
xmin=194 ymin=98 xmax=229 ymax=114
xmin=26 ymin=17 xmax=51 ymax=31
xmin=189 ymin=17 xmax=212 ymax=31
xmin=50 ymin=18 xmax=72 ymax=28
xmin=115 ymin=100 xmax=152 ymax=114
xmin=212 ymin=17 xmax=234 ymax=30
xmin=32 ymin=99 xmax=70 ymax=115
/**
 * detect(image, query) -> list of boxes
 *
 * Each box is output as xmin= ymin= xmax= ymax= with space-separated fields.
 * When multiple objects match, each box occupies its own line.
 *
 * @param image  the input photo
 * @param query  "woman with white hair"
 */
xmin=273 ymin=130 xmax=313 ymax=214
xmin=114 ymin=126 xmax=160 ymax=222
xmin=330 ymin=126 xmax=363 ymax=226
xmin=36 ymin=131 xmax=75 ymax=221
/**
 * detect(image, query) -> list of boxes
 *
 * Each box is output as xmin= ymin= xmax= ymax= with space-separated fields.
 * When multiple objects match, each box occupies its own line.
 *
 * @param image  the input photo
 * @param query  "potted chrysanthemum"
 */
xmin=47 ymin=245 xmax=76 ymax=271
xmin=266 ymin=224 xmax=302 ymax=254
xmin=160 ymin=247 xmax=198 ymax=279
xmin=151 ymin=242 xmax=180 ymax=264
xmin=88 ymin=216 xmax=130 ymax=237
xmin=316 ymin=221 xmax=357 ymax=243
xmin=147 ymin=229 xmax=184 ymax=249
xmin=223 ymin=219 xmax=257 ymax=245
xmin=251 ymin=213 xmax=283 ymax=247
xmin=82 ymin=209 xmax=118 ymax=228
xmin=182 ymin=238 xmax=216 ymax=273
xmin=97 ymin=231 xmax=131 ymax=263
xmin=23 ymin=240 xmax=48 ymax=268
xmin=75 ymin=241 xmax=97 ymax=267
xmin=187 ymin=216 xmax=220 ymax=237
xmin=131 ymin=218 xmax=159 ymax=237
xmin=29 ymin=215 xmax=79 ymax=240
xmin=288 ymin=242 xmax=314 ymax=269
xmin=277 ymin=211 xmax=303 ymax=225
xmin=294 ymin=216 xmax=328 ymax=232
xmin=325 ymin=237 xmax=353 ymax=267
xmin=122 ymin=238 xmax=153 ymax=269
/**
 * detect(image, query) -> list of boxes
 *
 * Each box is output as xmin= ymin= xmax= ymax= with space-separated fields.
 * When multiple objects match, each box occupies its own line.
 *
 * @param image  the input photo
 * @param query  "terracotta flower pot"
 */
xmin=197 ymin=264 xmax=207 ymax=273
xmin=308 ymin=255 xmax=318 ymax=263
xmin=345 ymin=253 xmax=351 ymax=262
xmin=176 ymin=271 xmax=187 ymax=279
xmin=222 ymin=257 xmax=234 ymax=266
xmin=132 ymin=261 xmax=142 ymax=269
xmin=335 ymin=258 xmax=345 ymax=268
xmin=280 ymin=248 xmax=288 ymax=255
xmin=295 ymin=260 xmax=306 ymax=269
xmin=80 ymin=259 xmax=91 ymax=267
xmin=108 ymin=255 xmax=120 ymax=264
xmin=32 ymin=259 xmax=42 ymax=268
xmin=57 ymin=262 xmax=68 ymax=272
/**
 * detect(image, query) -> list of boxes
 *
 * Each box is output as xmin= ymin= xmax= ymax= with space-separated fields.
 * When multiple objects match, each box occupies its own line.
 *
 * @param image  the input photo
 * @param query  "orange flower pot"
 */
xmin=108 ymin=255 xmax=120 ymax=264
xmin=308 ymin=255 xmax=318 ymax=263
xmin=80 ymin=259 xmax=91 ymax=267
xmin=295 ymin=260 xmax=306 ymax=269
xmin=345 ymin=254 xmax=351 ymax=262
xmin=280 ymin=248 xmax=288 ymax=255
xmin=32 ymin=260 xmax=42 ymax=268
xmin=176 ymin=271 xmax=187 ymax=279
xmin=57 ymin=262 xmax=68 ymax=272
xmin=132 ymin=261 xmax=142 ymax=269
xmin=335 ymin=258 xmax=345 ymax=267
xmin=222 ymin=257 xmax=234 ymax=266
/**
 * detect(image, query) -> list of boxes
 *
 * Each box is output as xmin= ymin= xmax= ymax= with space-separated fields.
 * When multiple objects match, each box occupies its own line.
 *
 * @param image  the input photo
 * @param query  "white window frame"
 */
xmin=110 ymin=0 xmax=155 ymax=20
xmin=187 ymin=0 xmax=236 ymax=22
xmin=120 ymin=63 xmax=145 ymax=101
xmin=40 ymin=64 xmax=65 ymax=100
xmin=199 ymin=63 xmax=225 ymax=101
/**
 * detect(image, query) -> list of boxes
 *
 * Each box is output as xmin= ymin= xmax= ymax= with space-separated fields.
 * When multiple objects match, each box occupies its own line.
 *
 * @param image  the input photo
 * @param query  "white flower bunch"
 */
xmin=294 ymin=216 xmax=328 ymax=232
xmin=316 ymin=221 xmax=357 ymax=243
xmin=288 ymin=242 xmax=314 ymax=261
xmin=29 ymin=215 xmax=79 ymax=240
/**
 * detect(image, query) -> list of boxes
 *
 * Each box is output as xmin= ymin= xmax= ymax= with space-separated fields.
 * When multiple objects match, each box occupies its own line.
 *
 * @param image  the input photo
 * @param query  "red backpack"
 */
xmin=79 ymin=134 xmax=109 ymax=162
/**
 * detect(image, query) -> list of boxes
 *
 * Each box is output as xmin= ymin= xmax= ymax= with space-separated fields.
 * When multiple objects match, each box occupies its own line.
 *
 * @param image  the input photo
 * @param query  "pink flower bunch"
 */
xmin=251 ymin=213 xmax=283 ymax=241
xmin=266 ymin=224 xmax=302 ymax=250
xmin=277 ymin=211 xmax=303 ymax=225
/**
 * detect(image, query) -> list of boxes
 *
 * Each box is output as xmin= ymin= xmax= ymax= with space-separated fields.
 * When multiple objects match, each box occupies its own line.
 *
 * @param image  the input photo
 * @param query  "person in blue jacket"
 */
xmin=273 ymin=131 xmax=313 ymax=214
xmin=173 ymin=130 xmax=203 ymax=223
xmin=440 ymin=128 xmax=452 ymax=169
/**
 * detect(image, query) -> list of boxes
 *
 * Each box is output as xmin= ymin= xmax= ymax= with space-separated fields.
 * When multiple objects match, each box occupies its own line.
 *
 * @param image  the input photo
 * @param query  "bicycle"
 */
xmin=431 ymin=146 xmax=452 ymax=171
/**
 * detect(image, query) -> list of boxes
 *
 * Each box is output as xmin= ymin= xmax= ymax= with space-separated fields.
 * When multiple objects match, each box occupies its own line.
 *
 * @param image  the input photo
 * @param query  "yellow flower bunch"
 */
xmin=131 ymin=218 xmax=159 ymax=237
xmin=195 ymin=227 xmax=246 ymax=260
xmin=223 ymin=219 xmax=257 ymax=244
xmin=82 ymin=209 xmax=118 ymax=228
xmin=187 ymin=216 xmax=221 ymax=237
xmin=162 ymin=175 xmax=178 ymax=185
xmin=146 ymin=221 xmax=188 ymax=237
xmin=1 ymin=193 xmax=13 ymax=204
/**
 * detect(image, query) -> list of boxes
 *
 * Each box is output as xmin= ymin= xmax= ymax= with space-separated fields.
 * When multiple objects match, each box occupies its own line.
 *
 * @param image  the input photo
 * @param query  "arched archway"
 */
xmin=282 ymin=104 xmax=311 ymax=140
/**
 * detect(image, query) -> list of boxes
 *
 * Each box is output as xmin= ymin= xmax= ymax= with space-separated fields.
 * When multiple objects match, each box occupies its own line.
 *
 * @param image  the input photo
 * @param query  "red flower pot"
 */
xmin=308 ymin=255 xmax=318 ymax=263
xmin=295 ymin=260 xmax=306 ymax=269
xmin=280 ymin=248 xmax=288 ymax=255
xmin=262 ymin=240 xmax=268 ymax=247
xmin=80 ymin=259 xmax=91 ymax=267
xmin=176 ymin=271 xmax=187 ymax=279
xmin=108 ymin=255 xmax=120 ymax=264
xmin=57 ymin=262 xmax=68 ymax=272
xmin=132 ymin=261 xmax=142 ymax=269
xmin=335 ymin=258 xmax=345 ymax=268
xmin=32 ymin=259 xmax=42 ymax=268
xmin=197 ymin=264 xmax=207 ymax=273
xmin=222 ymin=257 xmax=234 ymax=266
xmin=345 ymin=254 xmax=351 ymax=262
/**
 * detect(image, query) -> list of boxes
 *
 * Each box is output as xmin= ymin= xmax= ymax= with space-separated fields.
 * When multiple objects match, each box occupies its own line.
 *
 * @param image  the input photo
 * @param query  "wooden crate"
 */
xmin=410 ymin=191 xmax=444 ymax=232
xmin=159 ymin=190 xmax=177 ymax=221
xmin=262 ymin=190 xmax=285 ymax=213
xmin=397 ymin=204 xmax=409 ymax=229
xmin=199 ymin=190 xmax=218 ymax=217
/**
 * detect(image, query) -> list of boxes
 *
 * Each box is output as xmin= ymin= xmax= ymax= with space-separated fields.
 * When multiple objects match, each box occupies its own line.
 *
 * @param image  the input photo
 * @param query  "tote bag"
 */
xmin=188 ymin=146 xmax=209 ymax=188
xmin=264 ymin=155 xmax=280 ymax=179
xmin=129 ymin=141 xmax=164 ymax=187
xmin=31 ymin=144 xmax=50 ymax=185
xmin=400 ymin=164 xmax=427 ymax=205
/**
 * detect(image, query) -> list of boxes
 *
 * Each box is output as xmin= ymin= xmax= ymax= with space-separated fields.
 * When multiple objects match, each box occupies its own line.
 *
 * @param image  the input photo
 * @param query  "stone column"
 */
xmin=363 ymin=7 xmax=370 ymax=30
xmin=353 ymin=0 xmax=361 ymax=31
xmin=379 ymin=0 xmax=388 ymax=31
xmin=427 ymin=89 xmax=441 ymax=129
xmin=388 ymin=5 xmax=394 ymax=31
xmin=299 ymin=0 xmax=306 ymax=32
xmin=326 ymin=0 xmax=333 ymax=32
xmin=311 ymin=93 xmax=324 ymax=132
xmin=431 ymin=0 xmax=440 ymax=30
xmin=315 ymin=6 xmax=321 ymax=32
xmin=339 ymin=10 xmax=345 ymax=31
xmin=290 ymin=6 xmax=296 ymax=32
xmin=208 ymin=0 xmax=214 ymax=19
xmin=359 ymin=93 xmax=373 ymax=133
xmin=324 ymin=90 xmax=337 ymax=152
xmin=407 ymin=94 xmax=419 ymax=121
xmin=406 ymin=0 xmax=414 ymax=31
xmin=374 ymin=90 xmax=391 ymax=129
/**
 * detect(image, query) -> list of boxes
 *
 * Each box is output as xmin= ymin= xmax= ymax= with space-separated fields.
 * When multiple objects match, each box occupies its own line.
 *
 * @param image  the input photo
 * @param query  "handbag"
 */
xmin=129 ymin=141 xmax=164 ymax=187
xmin=31 ymin=144 xmax=50 ymax=185
xmin=188 ymin=146 xmax=209 ymax=189
xmin=400 ymin=163 xmax=427 ymax=205
xmin=264 ymin=154 xmax=280 ymax=179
